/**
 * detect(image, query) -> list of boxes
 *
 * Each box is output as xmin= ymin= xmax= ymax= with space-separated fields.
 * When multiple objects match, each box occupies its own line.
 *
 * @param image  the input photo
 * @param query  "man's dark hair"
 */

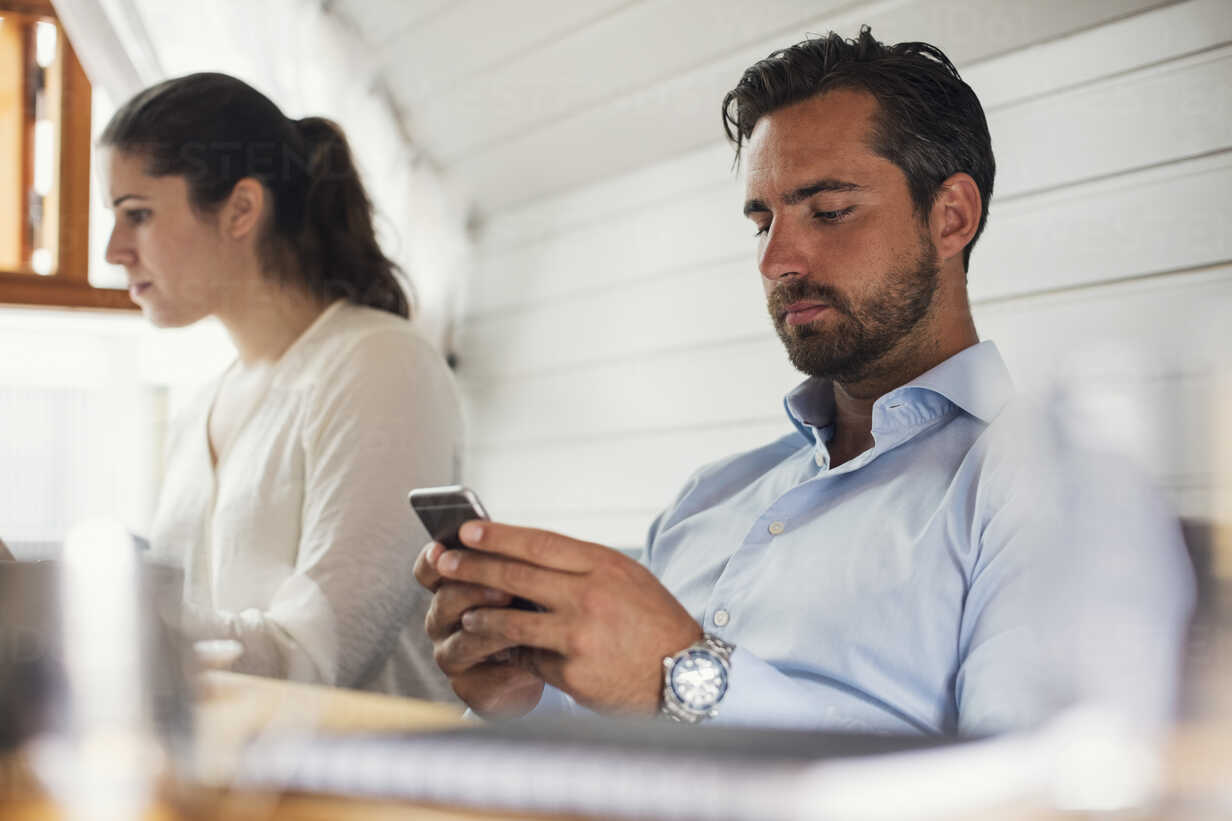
xmin=722 ymin=26 xmax=994 ymax=270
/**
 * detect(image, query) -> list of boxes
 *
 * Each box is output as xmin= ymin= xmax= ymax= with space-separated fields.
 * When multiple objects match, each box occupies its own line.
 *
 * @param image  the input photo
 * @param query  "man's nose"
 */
xmin=758 ymin=222 xmax=807 ymax=282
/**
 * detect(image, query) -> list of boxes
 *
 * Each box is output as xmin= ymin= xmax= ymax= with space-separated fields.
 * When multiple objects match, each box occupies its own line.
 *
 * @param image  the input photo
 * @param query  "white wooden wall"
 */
xmin=454 ymin=0 xmax=1232 ymax=551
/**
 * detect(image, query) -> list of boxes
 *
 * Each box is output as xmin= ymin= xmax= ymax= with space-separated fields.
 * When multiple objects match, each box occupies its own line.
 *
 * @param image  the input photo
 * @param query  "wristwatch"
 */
xmin=660 ymin=634 xmax=735 ymax=723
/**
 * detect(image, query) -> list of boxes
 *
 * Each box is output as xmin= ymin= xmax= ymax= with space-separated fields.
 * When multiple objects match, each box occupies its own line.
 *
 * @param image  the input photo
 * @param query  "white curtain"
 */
xmin=51 ymin=0 xmax=468 ymax=353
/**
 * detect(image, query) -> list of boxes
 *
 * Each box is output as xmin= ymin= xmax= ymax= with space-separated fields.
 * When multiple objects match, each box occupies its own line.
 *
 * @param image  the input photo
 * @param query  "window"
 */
xmin=0 ymin=0 xmax=133 ymax=310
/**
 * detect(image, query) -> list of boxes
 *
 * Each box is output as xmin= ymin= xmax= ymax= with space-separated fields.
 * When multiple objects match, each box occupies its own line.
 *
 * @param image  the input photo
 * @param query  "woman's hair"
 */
xmin=99 ymin=72 xmax=411 ymax=318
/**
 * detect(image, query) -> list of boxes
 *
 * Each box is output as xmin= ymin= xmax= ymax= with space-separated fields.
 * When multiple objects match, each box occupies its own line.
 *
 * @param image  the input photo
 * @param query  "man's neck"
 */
xmin=827 ymin=316 xmax=979 ymax=468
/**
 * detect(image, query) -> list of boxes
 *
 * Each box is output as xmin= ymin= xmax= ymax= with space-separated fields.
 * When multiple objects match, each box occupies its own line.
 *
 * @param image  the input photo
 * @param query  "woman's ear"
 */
xmin=222 ymin=178 xmax=266 ymax=240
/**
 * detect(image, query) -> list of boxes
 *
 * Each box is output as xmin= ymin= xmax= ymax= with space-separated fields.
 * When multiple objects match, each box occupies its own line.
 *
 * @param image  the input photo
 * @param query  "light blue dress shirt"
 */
xmin=535 ymin=341 xmax=1194 ymax=735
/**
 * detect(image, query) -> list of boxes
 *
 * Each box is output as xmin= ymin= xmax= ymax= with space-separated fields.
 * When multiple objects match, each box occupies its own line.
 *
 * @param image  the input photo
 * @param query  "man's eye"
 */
xmin=753 ymin=223 xmax=770 ymax=237
xmin=814 ymin=207 xmax=855 ymax=224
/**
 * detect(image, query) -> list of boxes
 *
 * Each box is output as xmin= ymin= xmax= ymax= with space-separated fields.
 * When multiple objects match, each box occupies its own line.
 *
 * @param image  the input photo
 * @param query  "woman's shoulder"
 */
xmin=283 ymin=301 xmax=449 ymax=383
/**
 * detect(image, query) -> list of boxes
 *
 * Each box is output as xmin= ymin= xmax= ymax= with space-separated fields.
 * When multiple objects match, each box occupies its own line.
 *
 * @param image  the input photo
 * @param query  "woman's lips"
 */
xmin=129 ymin=282 xmax=151 ymax=298
xmin=784 ymin=302 xmax=830 ymax=326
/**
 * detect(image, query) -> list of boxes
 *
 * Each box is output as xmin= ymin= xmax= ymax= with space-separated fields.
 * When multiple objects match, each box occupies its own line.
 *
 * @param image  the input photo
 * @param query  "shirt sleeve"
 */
xmin=953 ymin=443 xmax=1195 ymax=736
xmin=183 ymin=329 xmax=461 ymax=694
xmin=711 ymin=649 xmax=935 ymax=732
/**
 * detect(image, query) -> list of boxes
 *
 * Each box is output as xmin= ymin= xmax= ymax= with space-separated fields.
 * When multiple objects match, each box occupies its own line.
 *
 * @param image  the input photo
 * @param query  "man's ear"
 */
xmin=928 ymin=172 xmax=981 ymax=268
xmin=222 ymin=178 xmax=266 ymax=240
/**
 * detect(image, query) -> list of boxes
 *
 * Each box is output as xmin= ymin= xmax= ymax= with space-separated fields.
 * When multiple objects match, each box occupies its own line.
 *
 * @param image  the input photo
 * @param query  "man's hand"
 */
xmin=425 ymin=521 xmax=702 ymax=715
xmin=415 ymin=541 xmax=546 ymax=718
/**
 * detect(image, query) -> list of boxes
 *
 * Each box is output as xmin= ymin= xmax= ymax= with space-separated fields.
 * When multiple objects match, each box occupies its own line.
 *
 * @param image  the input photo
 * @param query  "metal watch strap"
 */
xmin=660 ymin=633 xmax=735 ymax=723
xmin=695 ymin=634 xmax=735 ymax=663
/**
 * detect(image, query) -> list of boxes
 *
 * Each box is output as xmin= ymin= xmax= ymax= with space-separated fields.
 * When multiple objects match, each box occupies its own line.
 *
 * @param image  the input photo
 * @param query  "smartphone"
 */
xmin=408 ymin=485 xmax=539 ymax=611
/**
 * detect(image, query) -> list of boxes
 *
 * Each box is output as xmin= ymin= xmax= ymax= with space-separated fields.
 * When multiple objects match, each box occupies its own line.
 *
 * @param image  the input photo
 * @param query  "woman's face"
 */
xmin=103 ymin=149 xmax=228 ymax=328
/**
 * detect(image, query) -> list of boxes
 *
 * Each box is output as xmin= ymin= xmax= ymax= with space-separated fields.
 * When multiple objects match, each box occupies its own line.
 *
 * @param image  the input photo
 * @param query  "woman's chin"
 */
xmin=142 ymin=303 xmax=205 ymax=329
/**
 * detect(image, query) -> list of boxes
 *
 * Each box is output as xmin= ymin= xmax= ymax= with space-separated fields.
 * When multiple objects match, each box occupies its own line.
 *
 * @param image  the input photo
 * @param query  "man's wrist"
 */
xmin=660 ymin=634 xmax=735 ymax=723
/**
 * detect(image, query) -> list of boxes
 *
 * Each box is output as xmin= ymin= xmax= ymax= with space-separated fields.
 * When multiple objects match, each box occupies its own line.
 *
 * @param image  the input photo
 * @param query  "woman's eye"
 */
xmin=753 ymin=223 xmax=770 ymax=237
xmin=125 ymin=209 xmax=152 ymax=225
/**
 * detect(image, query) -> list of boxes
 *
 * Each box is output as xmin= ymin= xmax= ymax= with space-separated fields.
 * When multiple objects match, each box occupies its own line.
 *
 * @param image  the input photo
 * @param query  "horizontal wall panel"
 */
xmin=992 ymin=45 xmax=1232 ymax=198
xmin=334 ymin=0 xmax=453 ymax=49
xmin=970 ymin=151 xmax=1232 ymax=302
xmin=468 ymin=177 xmax=747 ymax=318
xmin=463 ymin=265 xmax=1232 ymax=448
xmin=415 ymin=0 xmax=856 ymax=164
xmin=476 ymin=142 xmax=736 ymax=254
xmin=476 ymin=0 xmax=1217 ymax=244
xmin=963 ymin=0 xmax=1232 ymax=112
xmin=458 ymin=256 xmax=763 ymax=379
xmin=452 ymin=0 xmax=1173 ymax=213
xmin=975 ymin=265 xmax=1232 ymax=383
xmin=470 ymin=420 xmax=791 ymax=516
xmin=461 ymin=151 xmax=1232 ymax=373
xmin=460 ymin=336 xmax=799 ymax=447
xmin=382 ymin=0 xmax=632 ymax=105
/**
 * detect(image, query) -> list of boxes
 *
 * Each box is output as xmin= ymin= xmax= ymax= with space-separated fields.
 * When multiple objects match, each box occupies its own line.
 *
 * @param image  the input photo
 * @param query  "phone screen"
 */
xmin=409 ymin=486 xmax=540 ymax=612
xmin=415 ymin=499 xmax=485 ymax=550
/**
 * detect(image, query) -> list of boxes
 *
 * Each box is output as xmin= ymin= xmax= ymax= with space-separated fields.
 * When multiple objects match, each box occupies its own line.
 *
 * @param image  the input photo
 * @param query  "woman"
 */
xmin=101 ymin=73 xmax=460 ymax=700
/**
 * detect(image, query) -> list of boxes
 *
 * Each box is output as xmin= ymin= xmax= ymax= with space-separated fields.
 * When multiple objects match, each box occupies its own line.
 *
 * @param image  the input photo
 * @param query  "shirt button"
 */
xmin=713 ymin=609 xmax=730 ymax=627
xmin=768 ymin=521 xmax=784 ymax=535
xmin=814 ymin=452 xmax=827 ymax=467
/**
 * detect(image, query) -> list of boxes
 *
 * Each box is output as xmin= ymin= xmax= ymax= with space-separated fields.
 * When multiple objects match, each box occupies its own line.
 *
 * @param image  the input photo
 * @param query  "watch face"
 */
xmin=670 ymin=650 xmax=728 ymax=711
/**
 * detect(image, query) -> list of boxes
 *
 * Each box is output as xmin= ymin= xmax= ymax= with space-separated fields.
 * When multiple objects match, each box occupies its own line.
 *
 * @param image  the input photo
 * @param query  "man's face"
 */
xmin=743 ymin=89 xmax=940 ymax=384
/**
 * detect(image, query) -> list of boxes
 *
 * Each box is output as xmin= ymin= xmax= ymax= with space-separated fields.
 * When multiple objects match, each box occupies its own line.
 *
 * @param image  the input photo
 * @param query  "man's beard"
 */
xmin=767 ymin=241 xmax=941 ymax=383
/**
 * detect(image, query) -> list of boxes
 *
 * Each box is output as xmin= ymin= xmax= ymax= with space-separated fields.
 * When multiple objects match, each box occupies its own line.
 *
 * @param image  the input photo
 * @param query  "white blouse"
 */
xmin=150 ymin=300 xmax=460 ymax=701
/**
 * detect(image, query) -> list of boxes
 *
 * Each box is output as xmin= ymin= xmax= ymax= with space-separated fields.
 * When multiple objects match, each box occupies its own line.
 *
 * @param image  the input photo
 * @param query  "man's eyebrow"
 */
xmin=743 ymin=179 xmax=866 ymax=217
xmin=112 ymin=194 xmax=149 ymax=207
xmin=743 ymin=198 xmax=769 ymax=217
xmin=783 ymin=179 xmax=865 ymax=205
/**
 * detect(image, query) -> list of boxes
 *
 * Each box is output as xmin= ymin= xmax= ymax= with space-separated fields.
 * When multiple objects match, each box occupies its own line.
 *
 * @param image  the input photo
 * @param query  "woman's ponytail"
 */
xmin=292 ymin=117 xmax=410 ymax=318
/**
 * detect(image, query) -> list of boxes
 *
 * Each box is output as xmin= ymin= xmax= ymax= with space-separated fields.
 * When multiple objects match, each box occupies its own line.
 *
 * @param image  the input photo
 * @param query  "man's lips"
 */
xmin=782 ymin=301 xmax=831 ymax=326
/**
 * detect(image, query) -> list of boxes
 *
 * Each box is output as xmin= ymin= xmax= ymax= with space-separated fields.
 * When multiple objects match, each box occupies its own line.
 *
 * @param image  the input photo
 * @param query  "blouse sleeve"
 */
xmin=184 ymin=329 xmax=461 ymax=690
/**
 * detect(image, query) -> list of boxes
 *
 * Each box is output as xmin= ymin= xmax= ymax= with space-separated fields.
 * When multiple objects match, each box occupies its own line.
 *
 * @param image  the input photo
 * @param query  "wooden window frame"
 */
xmin=0 ymin=0 xmax=134 ymax=310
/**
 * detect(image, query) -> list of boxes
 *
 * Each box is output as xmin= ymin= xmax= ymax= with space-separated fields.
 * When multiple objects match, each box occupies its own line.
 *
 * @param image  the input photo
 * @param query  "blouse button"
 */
xmin=768 ymin=521 xmax=785 ymax=535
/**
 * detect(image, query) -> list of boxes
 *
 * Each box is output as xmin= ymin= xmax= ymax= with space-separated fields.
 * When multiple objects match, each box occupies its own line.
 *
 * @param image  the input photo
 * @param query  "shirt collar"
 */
xmin=783 ymin=340 xmax=1014 ymax=444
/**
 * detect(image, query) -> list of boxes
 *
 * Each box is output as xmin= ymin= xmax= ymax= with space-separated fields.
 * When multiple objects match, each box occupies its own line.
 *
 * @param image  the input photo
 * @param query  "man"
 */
xmin=414 ymin=28 xmax=1193 ymax=735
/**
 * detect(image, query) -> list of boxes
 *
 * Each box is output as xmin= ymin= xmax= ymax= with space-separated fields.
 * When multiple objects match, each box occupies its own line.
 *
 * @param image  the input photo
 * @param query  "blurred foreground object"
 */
xmin=0 ymin=520 xmax=192 ymax=820
xmin=230 ymin=705 xmax=1162 ymax=821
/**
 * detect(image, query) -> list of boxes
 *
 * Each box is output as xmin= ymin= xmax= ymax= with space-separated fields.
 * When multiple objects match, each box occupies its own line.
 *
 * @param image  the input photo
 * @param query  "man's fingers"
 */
xmin=452 ymin=661 xmax=545 ymax=719
xmin=457 ymin=521 xmax=601 ymax=573
xmin=413 ymin=541 xmax=447 ymax=592
xmin=437 ymin=548 xmax=579 ymax=611
xmin=521 ymin=648 xmax=567 ymax=693
xmin=425 ymin=581 xmax=512 ymax=641
xmin=460 ymin=607 xmax=571 ymax=656
xmin=434 ymin=622 xmax=522 ymax=675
